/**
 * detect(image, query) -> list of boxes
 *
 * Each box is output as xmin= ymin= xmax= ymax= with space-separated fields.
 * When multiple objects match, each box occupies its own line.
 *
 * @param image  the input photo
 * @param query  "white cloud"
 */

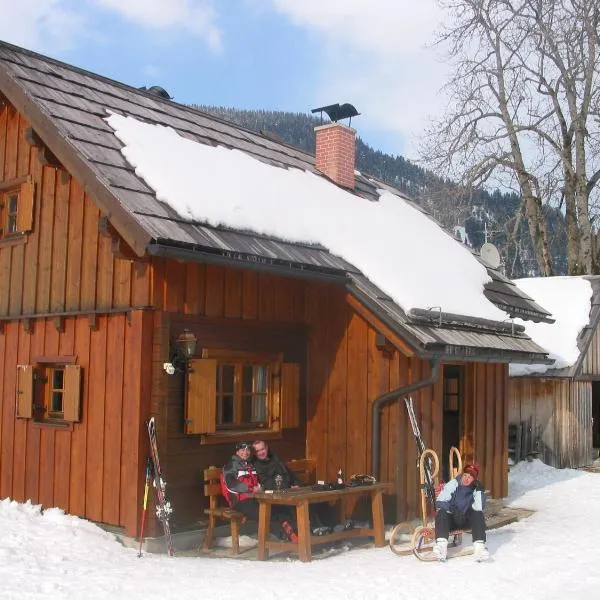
xmin=0 ymin=0 xmax=85 ymax=53
xmin=270 ymin=0 xmax=449 ymax=158
xmin=92 ymin=0 xmax=222 ymax=53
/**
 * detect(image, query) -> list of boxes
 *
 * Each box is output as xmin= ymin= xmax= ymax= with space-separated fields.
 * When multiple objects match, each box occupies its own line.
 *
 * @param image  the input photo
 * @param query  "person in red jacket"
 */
xmin=221 ymin=441 xmax=297 ymax=541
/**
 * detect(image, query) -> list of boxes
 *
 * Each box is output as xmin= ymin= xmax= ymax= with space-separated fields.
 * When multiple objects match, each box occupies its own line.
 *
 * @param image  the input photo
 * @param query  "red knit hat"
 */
xmin=464 ymin=463 xmax=480 ymax=479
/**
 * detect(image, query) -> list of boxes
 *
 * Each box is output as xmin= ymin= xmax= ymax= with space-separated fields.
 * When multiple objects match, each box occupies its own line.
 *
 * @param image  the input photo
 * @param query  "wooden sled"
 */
xmin=389 ymin=446 xmax=473 ymax=560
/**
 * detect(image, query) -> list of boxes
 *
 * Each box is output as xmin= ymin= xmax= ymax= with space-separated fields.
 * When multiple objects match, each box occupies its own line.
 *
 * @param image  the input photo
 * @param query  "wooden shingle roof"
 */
xmin=0 ymin=40 xmax=552 ymax=362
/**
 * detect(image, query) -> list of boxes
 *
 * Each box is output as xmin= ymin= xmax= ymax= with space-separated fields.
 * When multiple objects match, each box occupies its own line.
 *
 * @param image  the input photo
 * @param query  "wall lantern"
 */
xmin=163 ymin=329 xmax=198 ymax=375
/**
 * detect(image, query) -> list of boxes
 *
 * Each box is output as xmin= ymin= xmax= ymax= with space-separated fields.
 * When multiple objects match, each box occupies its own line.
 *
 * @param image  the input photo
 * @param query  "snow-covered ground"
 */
xmin=1 ymin=460 xmax=599 ymax=599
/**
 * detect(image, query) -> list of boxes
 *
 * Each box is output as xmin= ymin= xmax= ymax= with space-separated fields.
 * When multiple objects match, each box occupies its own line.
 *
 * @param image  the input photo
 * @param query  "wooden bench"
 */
xmin=202 ymin=466 xmax=247 ymax=555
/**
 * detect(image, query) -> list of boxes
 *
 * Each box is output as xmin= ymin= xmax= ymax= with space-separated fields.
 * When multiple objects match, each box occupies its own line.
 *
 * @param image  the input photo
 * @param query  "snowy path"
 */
xmin=1 ymin=460 xmax=598 ymax=600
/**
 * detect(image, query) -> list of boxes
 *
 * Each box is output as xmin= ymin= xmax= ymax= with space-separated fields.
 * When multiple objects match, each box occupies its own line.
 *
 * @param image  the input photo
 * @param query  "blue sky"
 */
xmin=0 ymin=0 xmax=448 ymax=159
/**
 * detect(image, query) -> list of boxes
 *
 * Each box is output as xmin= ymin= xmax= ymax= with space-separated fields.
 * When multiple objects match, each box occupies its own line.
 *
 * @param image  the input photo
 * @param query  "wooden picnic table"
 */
xmin=253 ymin=482 xmax=392 ymax=562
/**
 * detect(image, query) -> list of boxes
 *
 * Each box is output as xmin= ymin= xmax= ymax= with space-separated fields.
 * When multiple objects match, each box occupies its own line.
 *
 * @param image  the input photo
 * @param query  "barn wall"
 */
xmin=581 ymin=325 xmax=600 ymax=376
xmin=508 ymin=377 xmax=593 ymax=468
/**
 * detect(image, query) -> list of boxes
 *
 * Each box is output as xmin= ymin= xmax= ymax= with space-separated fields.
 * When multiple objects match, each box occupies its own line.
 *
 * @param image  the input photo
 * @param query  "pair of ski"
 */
xmin=138 ymin=417 xmax=175 ymax=557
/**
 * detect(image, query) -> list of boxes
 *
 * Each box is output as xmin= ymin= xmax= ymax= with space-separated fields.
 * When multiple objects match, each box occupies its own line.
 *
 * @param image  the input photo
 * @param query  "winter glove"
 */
xmin=471 ymin=480 xmax=484 ymax=492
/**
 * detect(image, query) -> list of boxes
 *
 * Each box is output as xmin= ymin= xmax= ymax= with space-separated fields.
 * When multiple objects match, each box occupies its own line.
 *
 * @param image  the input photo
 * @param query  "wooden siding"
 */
xmin=305 ymin=283 xmax=509 ymax=523
xmin=0 ymin=103 xmax=152 ymax=317
xmin=147 ymin=260 xmax=309 ymax=527
xmin=0 ymin=311 xmax=152 ymax=536
xmin=0 ymin=101 xmax=513 ymax=534
xmin=509 ymin=377 xmax=594 ymax=468
xmin=580 ymin=324 xmax=600 ymax=376
xmin=143 ymin=266 xmax=511 ymax=527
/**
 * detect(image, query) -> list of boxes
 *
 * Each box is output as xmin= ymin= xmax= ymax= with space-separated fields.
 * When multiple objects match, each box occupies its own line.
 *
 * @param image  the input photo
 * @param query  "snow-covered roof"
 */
xmin=107 ymin=113 xmax=504 ymax=321
xmin=509 ymin=277 xmax=594 ymax=376
xmin=0 ymin=40 xmax=553 ymax=362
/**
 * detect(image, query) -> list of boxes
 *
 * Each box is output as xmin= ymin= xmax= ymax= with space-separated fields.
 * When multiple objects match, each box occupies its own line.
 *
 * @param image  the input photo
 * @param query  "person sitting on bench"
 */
xmin=433 ymin=462 xmax=489 ymax=562
xmin=252 ymin=440 xmax=336 ymax=536
xmin=221 ymin=441 xmax=298 ymax=542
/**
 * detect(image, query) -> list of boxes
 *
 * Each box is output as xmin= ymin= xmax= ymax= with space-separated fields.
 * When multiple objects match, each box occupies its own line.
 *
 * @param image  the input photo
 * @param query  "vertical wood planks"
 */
xmin=96 ymin=231 xmax=114 ymax=309
xmin=205 ymin=265 xmax=224 ymax=318
xmin=224 ymin=268 xmax=242 ymax=318
xmin=69 ymin=317 xmax=90 ymax=516
xmin=112 ymin=258 xmax=132 ymax=308
xmin=35 ymin=167 xmax=56 ymax=313
xmin=325 ymin=289 xmax=348 ymax=486
xmin=50 ymin=171 xmax=69 ymax=312
xmin=102 ymin=314 xmax=125 ymax=525
xmin=80 ymin=196 xmax=99 ymax=310
xmin=85 ymin=316 xmax=107 ymax=521
xmin=12 ymin=321 xmax=31 ymax=501
xmin=0 ymin=322 xmax=18 ymax=497
xmin=64 ymin=179 xmax=84 ymax=310
xmin=183 ymin=262 xmax=203 ymax=314
xmin=120 ymin=310 xmax=153 ymax=537
xmin=241 ymin=270 xmax=258 ymax=319
xmin=305 ymin=284 xmax=331 ymax=481
xmin=344 ymin=312 xmax=368 ymax=516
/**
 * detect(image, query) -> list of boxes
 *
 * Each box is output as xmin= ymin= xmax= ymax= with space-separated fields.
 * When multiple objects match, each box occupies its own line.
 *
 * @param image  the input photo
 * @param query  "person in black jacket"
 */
xmin=222 ymin=441 xmax=297 ymax=541
xmin=252 ymin=440 xmax=335 ymax=535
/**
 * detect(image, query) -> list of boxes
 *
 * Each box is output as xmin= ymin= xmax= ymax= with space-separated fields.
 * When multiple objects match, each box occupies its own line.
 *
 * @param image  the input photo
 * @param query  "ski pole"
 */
xmin=138 ymin=457 xmax=153 ymax=557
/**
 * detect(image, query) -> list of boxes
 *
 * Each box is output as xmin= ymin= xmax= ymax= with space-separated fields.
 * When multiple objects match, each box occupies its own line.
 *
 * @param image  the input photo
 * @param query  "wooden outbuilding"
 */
xmin=0 ymin=41 xmax=552 ymax=546
xmin=509 ymin=276 xmax=600 ymax=468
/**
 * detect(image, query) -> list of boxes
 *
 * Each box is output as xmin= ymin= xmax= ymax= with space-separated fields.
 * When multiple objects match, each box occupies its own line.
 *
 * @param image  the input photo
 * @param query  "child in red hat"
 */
xmin=432 ymin=462 xmax=489 ymax=562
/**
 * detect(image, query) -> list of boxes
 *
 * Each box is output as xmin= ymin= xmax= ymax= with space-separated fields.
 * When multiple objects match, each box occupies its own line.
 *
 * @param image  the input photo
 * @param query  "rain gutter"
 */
xmin=371 ymin=358 xmax=441 ymax=480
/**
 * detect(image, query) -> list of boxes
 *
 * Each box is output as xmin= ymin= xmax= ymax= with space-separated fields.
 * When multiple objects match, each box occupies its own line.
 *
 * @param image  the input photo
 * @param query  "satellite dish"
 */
xmin=480 ymin=242 xmax=501 ymax=269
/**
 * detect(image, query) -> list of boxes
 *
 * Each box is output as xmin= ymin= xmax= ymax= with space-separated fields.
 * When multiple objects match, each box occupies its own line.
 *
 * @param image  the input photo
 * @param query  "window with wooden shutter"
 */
xmin=0 ymin=176 xmax=35 ymax=240
xmin=21 ymin=361 xmax=83 ymax=424
xmin=184 ymin=350 xmax=302 ymax=441
xmin=280 ymin=362 xmax=301 ymax=429
xmin=16 ymin=364 xmax=34 ymax=419
xmin=186 ymin=358 xmax=217 ymax=434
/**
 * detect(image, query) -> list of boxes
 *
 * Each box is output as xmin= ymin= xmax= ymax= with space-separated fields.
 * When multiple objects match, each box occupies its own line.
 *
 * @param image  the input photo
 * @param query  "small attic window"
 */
xmin=0 ymin=177 xmax=35 ymax=242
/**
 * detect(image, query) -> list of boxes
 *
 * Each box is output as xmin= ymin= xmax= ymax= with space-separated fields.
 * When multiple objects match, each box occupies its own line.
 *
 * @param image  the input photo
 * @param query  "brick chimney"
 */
xmin=314 ymin=122 xmax=356 ymax=189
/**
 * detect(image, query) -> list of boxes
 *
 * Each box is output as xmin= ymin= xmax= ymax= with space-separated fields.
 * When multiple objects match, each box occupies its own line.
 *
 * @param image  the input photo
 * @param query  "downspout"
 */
xmin=371 ymin=358 xmax=441 ymax=480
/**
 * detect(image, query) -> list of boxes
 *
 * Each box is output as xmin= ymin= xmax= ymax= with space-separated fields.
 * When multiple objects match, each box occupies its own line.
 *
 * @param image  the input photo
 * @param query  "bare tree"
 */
xmin=421 ymin=0 xmax=600 ymax=275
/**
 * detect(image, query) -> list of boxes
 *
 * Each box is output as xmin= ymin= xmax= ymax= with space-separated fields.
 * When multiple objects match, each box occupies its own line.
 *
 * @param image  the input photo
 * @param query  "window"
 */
xmin=443 ymin=365 xmax=461 ymax=413
xmin=16 ymin=363 xmax=82 ymax=423
xmin=0 ymin=178 xmax=35 ymax=241
xmin=46 ymin=366 xmax=66 ymax=419
xmin=185 ymin=349 xmax=300 ymax=438
xmin=216 ymin=362 xmax=269 ymax=429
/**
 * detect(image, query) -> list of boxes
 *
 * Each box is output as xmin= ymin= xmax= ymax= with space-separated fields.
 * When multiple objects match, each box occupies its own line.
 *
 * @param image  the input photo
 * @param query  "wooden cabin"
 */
xmin=0 ymin=41 xmax=552 ymax=546
xmin=509 ymin=276 xmax=600 ymax=468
